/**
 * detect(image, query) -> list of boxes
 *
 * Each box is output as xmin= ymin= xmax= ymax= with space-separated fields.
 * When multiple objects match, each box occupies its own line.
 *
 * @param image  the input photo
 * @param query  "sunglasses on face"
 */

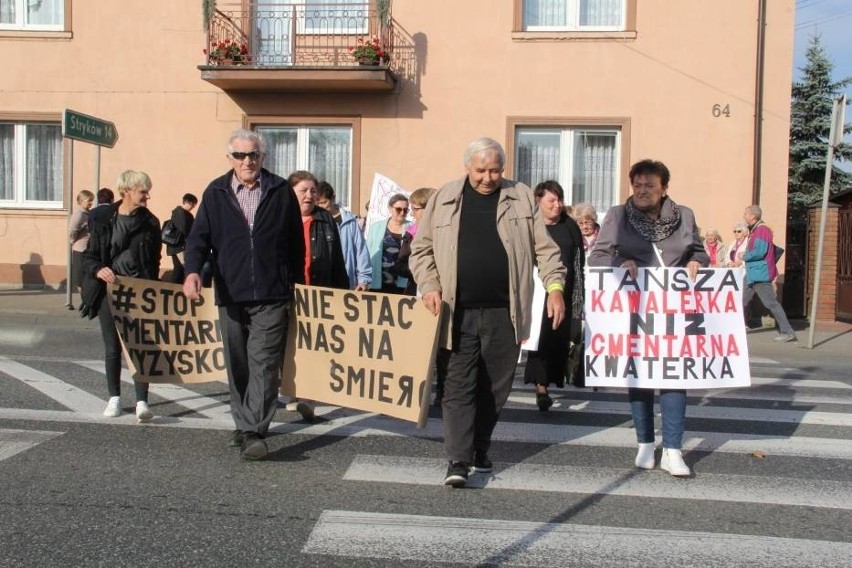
xmin=393 ymin=207 xmax=409 ymax=214
xmin=231 ymin=151 xmax=260 ymax=161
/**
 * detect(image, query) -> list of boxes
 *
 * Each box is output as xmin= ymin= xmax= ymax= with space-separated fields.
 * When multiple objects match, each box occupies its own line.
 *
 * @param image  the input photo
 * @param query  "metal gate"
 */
xmin=837 ymin=208 xmax=852 ymax=321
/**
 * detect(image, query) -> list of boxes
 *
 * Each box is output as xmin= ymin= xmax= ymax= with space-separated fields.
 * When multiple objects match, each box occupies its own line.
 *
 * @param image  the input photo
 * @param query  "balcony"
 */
xmin=199 ymin=2 xmax=398 ymax=92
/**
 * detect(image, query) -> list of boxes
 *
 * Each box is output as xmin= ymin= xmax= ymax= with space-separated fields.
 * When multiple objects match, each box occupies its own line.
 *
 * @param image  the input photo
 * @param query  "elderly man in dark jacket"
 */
xmin=183 ymin=129 xmax=305 ymax=461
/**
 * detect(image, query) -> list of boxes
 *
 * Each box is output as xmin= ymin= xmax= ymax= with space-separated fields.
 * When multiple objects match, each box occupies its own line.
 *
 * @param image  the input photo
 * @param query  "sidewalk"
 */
xmin=1 ymin=289 xmax=851 ymax=361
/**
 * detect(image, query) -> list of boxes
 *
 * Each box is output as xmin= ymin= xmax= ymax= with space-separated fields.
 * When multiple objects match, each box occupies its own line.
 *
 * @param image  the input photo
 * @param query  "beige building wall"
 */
xmin=0 ymin=0 xmax=795 ymax=287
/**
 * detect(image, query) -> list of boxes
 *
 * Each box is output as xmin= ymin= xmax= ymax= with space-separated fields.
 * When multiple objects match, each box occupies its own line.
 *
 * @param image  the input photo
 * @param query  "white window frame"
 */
xmin=257 ymin=123 xmax=354 ymax=208
xmin=0 ymin=121 xmax=63 ymax=210
xmin=298 ymin=0 xmax=369 ymax=35
xmin=514 ymin=125 xmax=621 ymax=217
xmin=0 ymin=0 xmax=65 ymax=31
xmin=523 ymin=0 xmax=626 ymax=32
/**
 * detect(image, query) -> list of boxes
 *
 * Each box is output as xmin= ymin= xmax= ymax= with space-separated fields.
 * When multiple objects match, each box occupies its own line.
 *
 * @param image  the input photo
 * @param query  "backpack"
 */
xmin=161 ymin=219 xmax=182 ymax=247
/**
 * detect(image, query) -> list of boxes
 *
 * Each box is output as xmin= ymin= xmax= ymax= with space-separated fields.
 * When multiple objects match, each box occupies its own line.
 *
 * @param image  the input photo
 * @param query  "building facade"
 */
xmin=0 ymin=0 xmax=795 ymax=287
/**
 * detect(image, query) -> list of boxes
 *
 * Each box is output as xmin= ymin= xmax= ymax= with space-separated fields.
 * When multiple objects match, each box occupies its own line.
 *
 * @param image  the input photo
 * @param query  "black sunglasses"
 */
xmin=231 ymin=151 xmax=260 ymax=161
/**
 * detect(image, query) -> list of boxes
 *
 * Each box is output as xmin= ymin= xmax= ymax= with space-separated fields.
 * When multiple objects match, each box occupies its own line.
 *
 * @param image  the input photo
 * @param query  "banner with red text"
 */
xmin=584 ymin=267 xmax=750 ymax=389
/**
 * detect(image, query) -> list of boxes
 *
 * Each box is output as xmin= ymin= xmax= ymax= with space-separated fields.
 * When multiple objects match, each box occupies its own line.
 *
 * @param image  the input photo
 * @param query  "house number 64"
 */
xmin=712 ymin=104 xmax=731 ymax=118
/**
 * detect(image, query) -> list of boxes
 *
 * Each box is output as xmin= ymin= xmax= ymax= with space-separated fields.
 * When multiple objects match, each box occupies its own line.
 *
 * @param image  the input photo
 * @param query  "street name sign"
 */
xmin=62 ymin=109 xmax=118 ymax=148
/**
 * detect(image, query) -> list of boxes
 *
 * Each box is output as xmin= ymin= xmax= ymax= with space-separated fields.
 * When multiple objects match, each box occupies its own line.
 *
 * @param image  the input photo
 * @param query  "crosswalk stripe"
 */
xmin=303 ymin=510 xmax=852 ymax=567
xmin=750 ymin=376 xmax=852 ymax=389
xmin=0 ymin=428 xmax=63 ymax=461
xmin=73 ymin=360 xmax=233 ymax=420
xmin=0 ymin=357 xmax=105 ymax=413
xmin=504 ymin=395 xmax=852 ymax=426
xmin=343 ymin=455 xmax=852 ymax=509
xmin=0 ymin=406 xmax=849 ymax=459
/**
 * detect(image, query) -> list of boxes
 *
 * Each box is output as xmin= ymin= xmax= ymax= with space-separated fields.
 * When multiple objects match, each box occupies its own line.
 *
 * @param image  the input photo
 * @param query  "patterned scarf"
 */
xmin=625 ymin=196 xmax=682 ymax=242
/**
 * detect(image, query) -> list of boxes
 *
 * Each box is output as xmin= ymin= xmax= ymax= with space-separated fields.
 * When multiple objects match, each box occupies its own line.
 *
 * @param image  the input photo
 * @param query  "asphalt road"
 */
xmin=1 ymin=310 xmax=851 ymax=567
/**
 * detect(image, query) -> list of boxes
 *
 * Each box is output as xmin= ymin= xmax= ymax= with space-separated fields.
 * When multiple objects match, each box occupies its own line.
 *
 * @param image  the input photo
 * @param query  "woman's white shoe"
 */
xmin=635 ymin=442 xmax=656 ymax=469
xmin=660 ymin=448 xmax=691 ymax=477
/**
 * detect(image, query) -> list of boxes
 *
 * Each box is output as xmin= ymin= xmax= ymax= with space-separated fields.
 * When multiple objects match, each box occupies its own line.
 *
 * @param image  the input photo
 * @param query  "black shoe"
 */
xmin=240 ymin=432 xmax=268 ymax=461
xmin=433 ymin=389 xmax=443 ymax=407
xmin=473 ymin=452 xmax=492 ymax=473
xmin=229 ymin=429 xmax=244 ymax=448
xmin=444 ymin=461 xmax=470 ymax=487
xmin=536 ymin=392 xmax=553 ymax=411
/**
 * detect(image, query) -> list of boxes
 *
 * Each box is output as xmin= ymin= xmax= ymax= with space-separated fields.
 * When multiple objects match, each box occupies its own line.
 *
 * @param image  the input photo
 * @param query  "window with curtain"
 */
xmin=256 ymin=124 xmax=353 ymax=209
xmin=0 ymin=0 xmax=64 ymax=30
xmin=524 ymin=0 xmax=625 ymax=31
xmin=515 ymin=126 xmax=619 ymax=216
xmin=0 ymin=122 xmax=62 ymax=209
xmin=302 ymin=0 xmax=368 ymax=35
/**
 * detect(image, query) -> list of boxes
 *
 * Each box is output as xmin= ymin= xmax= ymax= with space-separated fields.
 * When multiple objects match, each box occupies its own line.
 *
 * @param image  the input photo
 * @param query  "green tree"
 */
xmin=788 ymin=34 xmax=851 ymax=218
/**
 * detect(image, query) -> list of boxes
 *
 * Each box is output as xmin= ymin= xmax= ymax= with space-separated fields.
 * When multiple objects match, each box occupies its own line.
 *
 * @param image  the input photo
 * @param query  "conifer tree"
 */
xmin=788 ymin=34 xmax=851 ymax=218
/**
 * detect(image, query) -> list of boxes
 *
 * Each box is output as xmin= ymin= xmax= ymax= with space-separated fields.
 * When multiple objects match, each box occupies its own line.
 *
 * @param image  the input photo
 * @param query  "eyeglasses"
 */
xmin=410 ymin=205 xmax=424 ymax=211
xmin=231 ymin=151 xmax=260 ymax=161
xmin=393 ymin=207 xmax=409 ymax=214
xmin=733 ymin=230 xmax=744 ymax=233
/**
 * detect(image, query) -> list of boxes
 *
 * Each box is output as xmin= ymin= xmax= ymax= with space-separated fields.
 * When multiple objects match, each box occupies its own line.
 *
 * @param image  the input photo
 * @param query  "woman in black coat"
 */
xmin=81 ymin=170 xmax=161 ymax=422
xmin=523 ymin=181 xmax=584 ymax=411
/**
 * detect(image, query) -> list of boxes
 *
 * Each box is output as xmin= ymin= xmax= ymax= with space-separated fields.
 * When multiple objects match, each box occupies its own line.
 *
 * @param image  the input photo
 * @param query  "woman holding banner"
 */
xmin=588 ymin=159 xmax=708 ymax=477
xmin=81 ymin=170 xmax=161 ymax=422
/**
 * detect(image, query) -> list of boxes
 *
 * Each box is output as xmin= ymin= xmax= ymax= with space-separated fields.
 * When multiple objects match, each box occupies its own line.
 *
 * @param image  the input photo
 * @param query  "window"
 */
xmin=0 ymin=0 xmax=64 ymax=30
xmin=301 ymin=0 xmax=368 ymax=35
xmin=256 ymin=124 xmax=354 ymax=208
xmin=523 ymin=0 xmax=625 ymax=31
xmin=514 ymin=126 xmax=620 ymax=215
xmin=0 ymin=121 xmax=63 ymax=209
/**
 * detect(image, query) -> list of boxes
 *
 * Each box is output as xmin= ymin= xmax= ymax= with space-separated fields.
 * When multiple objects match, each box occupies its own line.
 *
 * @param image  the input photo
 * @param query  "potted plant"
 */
xmin=349 ymin=37 xmax=388 ymax=65
xmin=204 ymin=39 xmax=249 ymax=65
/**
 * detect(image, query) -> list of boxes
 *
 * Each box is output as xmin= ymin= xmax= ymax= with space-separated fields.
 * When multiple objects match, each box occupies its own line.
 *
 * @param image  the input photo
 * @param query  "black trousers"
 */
xmin=441 ymin=307 xmax=520 ymax=463
xmin=219 ymin=301 xmax=289 ymax=436
xmin=97 ymin=302 xmax=149 ymax=402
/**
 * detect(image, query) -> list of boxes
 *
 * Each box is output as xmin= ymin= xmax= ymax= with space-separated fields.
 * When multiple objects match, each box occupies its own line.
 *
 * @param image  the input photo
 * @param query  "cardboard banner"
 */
xmin=584 ymin=267 xmax=751 ymax=389
xmin=107 ymin=277 xmax=226 ymax=383
xmin=282 ymin=284 xmax=440 ymax=426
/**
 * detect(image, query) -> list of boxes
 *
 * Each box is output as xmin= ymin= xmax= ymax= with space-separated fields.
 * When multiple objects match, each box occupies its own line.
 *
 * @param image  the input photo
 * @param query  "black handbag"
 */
xmin=161 ymin=219 xmax=182 ymax=247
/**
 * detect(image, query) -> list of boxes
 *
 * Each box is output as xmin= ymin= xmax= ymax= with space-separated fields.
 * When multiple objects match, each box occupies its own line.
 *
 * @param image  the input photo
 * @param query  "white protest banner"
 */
xmin=520 ymin=271 xmax=545 ymax=353
xmin=107 ymin=276 xmax=226 ymax=383
xmin=282 ymin=284 xmax=440 ymax=426
xmin=584 ymin=267 xmax=750 ymax=389
xmin=364 ymin=173 xmax=410 ymax=231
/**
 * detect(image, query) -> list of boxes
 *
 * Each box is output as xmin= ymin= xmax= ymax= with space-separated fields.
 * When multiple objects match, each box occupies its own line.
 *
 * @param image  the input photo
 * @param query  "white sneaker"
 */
xmin=103 ymin=396 xmax=121 ymax=417
xmin=135 ymin=401 xmax=153 ymax=423
xmin=660 ymin=448 xmax=691 ymax=477
xmin=635 ymin=442 xmax=656 ymax=469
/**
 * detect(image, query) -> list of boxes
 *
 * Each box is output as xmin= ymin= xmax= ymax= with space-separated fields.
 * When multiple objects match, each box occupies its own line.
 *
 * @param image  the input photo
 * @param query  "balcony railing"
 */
xmin=205 ymin=2 xmax=394 ymax=68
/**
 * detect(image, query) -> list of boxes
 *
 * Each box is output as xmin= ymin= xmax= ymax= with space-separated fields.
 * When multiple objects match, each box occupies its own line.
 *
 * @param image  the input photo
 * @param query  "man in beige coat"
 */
xmin=410 ymin=137 xmax=566 ymax=487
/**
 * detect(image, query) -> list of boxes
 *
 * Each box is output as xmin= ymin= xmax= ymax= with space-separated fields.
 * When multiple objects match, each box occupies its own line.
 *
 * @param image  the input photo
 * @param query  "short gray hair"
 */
xmin=572 ymin=202 xmax=598 ymax=222
xmin=227 ymin=128 xmax=266 ymax=156
xmin=745 ymin=204 xmax=762 ymax=220
xmin=463 ymin=137 xmax=505 ymax=168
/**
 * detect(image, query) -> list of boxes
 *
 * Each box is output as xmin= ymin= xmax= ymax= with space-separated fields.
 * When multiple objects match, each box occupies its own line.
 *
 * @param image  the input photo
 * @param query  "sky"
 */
xmin=793 ymin=0 xmax=852 ymax=98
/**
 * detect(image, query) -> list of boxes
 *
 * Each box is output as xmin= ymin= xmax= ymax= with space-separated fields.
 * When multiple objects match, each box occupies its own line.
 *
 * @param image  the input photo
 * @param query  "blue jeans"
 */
xmin=628 ymin=388 xmax=686 ymax=449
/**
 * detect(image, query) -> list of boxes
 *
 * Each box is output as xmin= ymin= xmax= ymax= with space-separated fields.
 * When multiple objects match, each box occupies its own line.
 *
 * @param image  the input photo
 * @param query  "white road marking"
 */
xmin=0 ymin=428 xmax=63 ymax=462
xmin=343 ymin=455 xmax=852 ymax=509
xmin=74 ymin=360 xmax=233 ymax=420
xmin=303 ymin=510 xmax=852 ymax=567
xmin=0 ymin=328 xmax=46 ymax=348
xmin=0 ymin=357 xmax=105 ymax=413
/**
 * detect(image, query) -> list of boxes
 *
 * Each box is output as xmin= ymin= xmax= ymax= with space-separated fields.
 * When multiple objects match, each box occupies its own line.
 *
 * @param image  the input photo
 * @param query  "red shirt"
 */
xmin=302 ymin=217 xmax=313 ymax=284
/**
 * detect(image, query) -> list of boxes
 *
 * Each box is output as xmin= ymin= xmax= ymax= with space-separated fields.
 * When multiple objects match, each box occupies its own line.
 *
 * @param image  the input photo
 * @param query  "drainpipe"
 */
xmin=752 ymin=0 xmax=767 ymax=205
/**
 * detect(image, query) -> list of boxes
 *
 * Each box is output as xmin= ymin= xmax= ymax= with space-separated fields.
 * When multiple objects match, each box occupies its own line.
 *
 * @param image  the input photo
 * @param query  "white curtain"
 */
xmin=0 ymin=124 xmax=13 ymax=200
xmin=27 ymin=0 xmax=63 ymax=25
xmin=573 ymin=132 xmax=616 ymax=211
xmin=25 ymin=124 xmax=62 ymax=202
xmin=580 ymin=0 xmax=623 ymax=27
xmin=524 ymin=0 xmax=566 ymax=27
xmin=256 ymin=0 xmax=295 ymax=65
xmin=516 ymin=130 xmax=561 ymax=190
xmin=308 ymin=127 xmax=351 ymax=208
xmin=258 ymin=127 xmax=298 ymax=179
xmin=0 ymin=1 xmax=14 ymax=24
